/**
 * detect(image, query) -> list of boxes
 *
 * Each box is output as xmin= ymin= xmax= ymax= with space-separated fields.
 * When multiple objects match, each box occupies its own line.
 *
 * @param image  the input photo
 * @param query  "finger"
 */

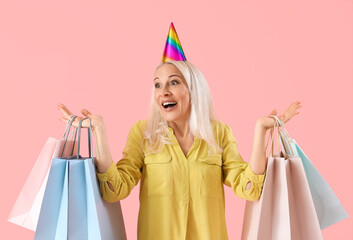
xmin=59 ymin=117 xmax=68 ymax=123
xmin=288 ymin=102 xmax=301 ymax=112
xmin=59 ymin=117 xmax=76 ymax=126
xmin=282 ymin=101 xmax=301 ymax=123
xmin=291 ymin=102 xmax=301 ymax=111
xmin=81 ymin=108 xmax=92 ymax=117
xmin=59 ymin=116 xmax=83 ymax=128
xmin=294 ymin=101 xmax=301 ymax=108
xmin=72 ymin=116 xmax=86 ymax=127
xmin=58 ymin=103 xmax=74 ymax=119
xmin=267 ymin=109 xmax=277 ymax=118
xmin=269 ymin=109 xmax=277 ymax=114
xmin=289 ymin=101 xmax=300 ymax=107
xmin=288 ymin=103 xmax=298 ymax=110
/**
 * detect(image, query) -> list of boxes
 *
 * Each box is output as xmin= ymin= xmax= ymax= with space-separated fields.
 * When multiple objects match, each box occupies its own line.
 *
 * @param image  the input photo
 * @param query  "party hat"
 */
xmin=162 ymin=22 xmax=187 ymax=62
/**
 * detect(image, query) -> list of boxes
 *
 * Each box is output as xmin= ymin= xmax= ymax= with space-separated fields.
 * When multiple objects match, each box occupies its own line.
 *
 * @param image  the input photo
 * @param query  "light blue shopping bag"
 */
xmin=272 ymin=115 xmax=349 ymax=229
xmin=35 ymin=117 xmax=127 ymax=240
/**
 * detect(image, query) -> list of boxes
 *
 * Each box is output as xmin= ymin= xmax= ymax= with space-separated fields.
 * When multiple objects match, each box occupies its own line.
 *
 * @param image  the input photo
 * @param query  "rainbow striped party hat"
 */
xmin=161 ymin=22 xmax=187 ymax=62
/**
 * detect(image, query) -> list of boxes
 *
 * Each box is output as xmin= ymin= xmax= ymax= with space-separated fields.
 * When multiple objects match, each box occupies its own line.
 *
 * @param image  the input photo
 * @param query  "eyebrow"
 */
xmin=153 ymin=74 xmax=181 ymax=81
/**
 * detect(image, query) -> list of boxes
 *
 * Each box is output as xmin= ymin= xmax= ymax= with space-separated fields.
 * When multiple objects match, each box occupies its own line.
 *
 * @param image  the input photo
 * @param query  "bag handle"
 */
xmin=76 ymin=117 xmax=93 ymax=159
xmin=265 ymin=116 xmax=278 ymax=156
xmin=271 ymin=115 xmax=295 ymax=156
xmin=61 ymin=114 xmax=76 ymax=140
xmin=269 ymin=117 xmax=282 ymax=157
xmin=60 ymin=115 xmax=78 ymax=158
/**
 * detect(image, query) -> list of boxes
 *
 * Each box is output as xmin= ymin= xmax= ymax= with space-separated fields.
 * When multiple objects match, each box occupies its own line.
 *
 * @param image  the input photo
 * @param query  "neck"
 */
xmin=168 ymin=120 xmax=191 ymax=139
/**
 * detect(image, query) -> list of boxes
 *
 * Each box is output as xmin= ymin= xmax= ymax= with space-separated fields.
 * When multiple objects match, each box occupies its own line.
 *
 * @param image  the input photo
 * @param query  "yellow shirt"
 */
xmin=96 ymin=119 xmax=266 ymax=240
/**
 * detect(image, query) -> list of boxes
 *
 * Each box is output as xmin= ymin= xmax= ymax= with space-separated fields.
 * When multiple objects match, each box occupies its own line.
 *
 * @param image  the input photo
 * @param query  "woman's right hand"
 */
xmin=57 ymin=103 xmax=104 ymax=131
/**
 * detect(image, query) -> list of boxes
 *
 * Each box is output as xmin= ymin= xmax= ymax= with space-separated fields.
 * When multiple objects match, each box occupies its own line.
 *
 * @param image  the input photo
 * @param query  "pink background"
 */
xmin=1 ymin=0 xmax=352 ymax=239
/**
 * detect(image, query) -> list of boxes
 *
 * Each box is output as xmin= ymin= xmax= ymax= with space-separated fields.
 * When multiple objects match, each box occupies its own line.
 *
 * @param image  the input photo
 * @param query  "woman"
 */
xmin=58 ymin=60 xmax=300 ymax=240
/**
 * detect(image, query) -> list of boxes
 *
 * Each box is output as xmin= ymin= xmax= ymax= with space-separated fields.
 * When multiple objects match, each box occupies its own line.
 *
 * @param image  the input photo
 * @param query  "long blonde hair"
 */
xmin=143 ymin=60 xmax=223 ymax=155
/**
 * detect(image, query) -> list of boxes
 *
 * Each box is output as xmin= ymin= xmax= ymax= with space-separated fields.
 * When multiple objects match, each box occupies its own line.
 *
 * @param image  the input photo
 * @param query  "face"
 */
xmin=153 ymin=64 xmax=191 ymax=125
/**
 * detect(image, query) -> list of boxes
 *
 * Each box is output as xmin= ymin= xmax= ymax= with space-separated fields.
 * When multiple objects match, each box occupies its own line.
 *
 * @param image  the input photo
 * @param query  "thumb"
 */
xmin=81 ymin=108 xmax=91 ymax=117
xmin=268 ymin=109 xmax=277 ymax=117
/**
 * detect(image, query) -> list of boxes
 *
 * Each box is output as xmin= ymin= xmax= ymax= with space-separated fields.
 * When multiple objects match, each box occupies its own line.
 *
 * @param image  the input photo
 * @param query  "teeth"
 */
xmin=162 ymin=102 xmax=177 ymax=107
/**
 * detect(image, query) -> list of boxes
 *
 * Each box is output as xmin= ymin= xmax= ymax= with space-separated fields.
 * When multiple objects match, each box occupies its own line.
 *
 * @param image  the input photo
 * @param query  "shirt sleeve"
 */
xmin=222 ymin=123 xmax=266 ymax=201
xmin=95 ymin=120 xmax=145 ymax=203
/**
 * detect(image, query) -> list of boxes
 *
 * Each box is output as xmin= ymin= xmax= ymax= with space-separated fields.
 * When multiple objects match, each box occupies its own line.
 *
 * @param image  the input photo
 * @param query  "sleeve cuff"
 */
xmin=96 ymin=162 xmax=118 ymax=182
xmin=244 ymin=164 xmax=266 ymax=184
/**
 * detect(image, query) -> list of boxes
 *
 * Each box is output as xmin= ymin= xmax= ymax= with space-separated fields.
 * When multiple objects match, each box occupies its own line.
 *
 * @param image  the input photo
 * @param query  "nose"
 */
xmin=161 ymin=85 xmax=171 ymax=96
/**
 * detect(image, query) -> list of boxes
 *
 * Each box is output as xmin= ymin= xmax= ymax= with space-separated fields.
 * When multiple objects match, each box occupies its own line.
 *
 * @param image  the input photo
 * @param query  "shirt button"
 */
xmin=251 ymin=176 xmax=257 ymax=182
xmin=102 ymin=175 xmax=108 ymax=181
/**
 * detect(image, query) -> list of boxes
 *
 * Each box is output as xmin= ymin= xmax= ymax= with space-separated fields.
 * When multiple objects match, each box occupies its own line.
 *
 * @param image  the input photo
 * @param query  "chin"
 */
xmin=161 ymin=113 xmax=179 ymax=122
xmin=163 ymin=115 xmax=177 ymax=122
xmin=159 ymin=107 xmax=185 ymax=123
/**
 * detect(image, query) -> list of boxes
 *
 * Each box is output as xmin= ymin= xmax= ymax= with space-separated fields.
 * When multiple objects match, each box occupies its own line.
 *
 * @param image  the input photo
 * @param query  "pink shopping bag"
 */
xmin=241 ymin=117 xmax=323 ymax=240
xmin=8 ymin=115 xmax=78 ymax=231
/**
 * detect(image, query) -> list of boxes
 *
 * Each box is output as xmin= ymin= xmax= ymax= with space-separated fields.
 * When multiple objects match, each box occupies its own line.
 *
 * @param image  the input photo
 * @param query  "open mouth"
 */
xmin=162 ymin=102 xmax=177 ymax=109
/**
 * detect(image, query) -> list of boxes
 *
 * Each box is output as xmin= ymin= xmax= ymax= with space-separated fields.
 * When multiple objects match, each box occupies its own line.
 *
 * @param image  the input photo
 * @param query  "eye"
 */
xmin=171 ymin=80 xmax=179 ymax=85
xmin=154 ymin=83 xmax=161 ymax=88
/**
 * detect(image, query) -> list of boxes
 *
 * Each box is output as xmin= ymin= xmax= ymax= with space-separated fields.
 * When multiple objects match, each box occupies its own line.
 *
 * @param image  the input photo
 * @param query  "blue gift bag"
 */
xmin=35 ymin=117 xmax=127 ymax=240
xmin=293 ymin=140 xmax=349 ymax=229
xmin=272 ymin=115 xmax=349 ymax=229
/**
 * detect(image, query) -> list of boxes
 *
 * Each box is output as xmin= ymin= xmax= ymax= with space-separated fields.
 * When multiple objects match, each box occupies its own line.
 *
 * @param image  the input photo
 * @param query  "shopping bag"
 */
xmin=8 ymin=115 xmax=78 ymax=231
xmin=274 ymin=116 xmax=349 ymax=229
xmin=34 ymin=117 xmax=127 ymax=240
xmin=241 ymin=117 xmax=323 ymax=240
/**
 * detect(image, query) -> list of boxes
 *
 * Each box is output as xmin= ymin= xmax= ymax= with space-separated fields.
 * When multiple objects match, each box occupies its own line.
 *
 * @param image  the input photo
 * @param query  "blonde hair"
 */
xmin=143 ymin=60 xmax=223 ymax=155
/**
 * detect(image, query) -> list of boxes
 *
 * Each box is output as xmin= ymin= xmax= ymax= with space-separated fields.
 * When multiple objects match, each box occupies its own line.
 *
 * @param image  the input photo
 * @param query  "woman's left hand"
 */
xmin=258 ymin=101 xmax=302 ymax=131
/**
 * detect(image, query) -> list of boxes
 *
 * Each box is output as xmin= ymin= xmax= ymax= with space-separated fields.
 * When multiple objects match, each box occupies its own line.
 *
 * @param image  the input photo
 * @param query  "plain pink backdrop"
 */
xmin=1 ymin=0 xmax=352 ymax=239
